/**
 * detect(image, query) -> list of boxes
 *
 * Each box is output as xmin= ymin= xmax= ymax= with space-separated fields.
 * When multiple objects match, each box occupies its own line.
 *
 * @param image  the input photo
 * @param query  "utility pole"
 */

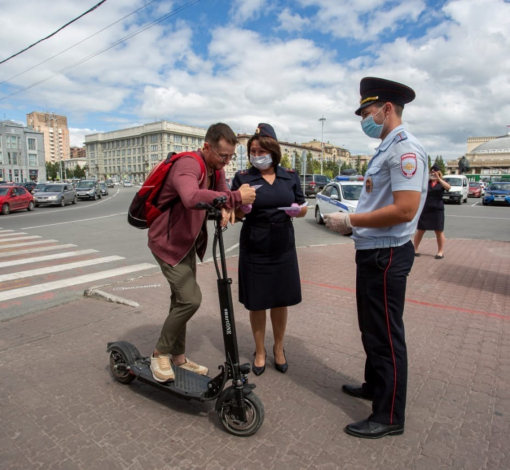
xmin=319 ymin=117 xmax=326 ymax=174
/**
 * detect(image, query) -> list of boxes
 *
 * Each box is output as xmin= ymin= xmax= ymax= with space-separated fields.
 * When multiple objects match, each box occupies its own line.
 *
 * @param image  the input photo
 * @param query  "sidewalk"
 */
xmin=0 ymin=238 xmax=509 ymax=470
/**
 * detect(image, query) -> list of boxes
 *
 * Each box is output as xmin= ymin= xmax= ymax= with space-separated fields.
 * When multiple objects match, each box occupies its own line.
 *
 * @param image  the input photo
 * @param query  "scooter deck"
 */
xmin=130 ymin=361 xmax=211 ymax=399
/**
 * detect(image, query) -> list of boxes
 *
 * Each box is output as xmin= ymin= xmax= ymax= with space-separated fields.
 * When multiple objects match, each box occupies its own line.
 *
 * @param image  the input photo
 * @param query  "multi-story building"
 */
xmin=300 ymin=139 xmax=350 ymax=164
xmin=349 ymin=154 xmax=371 ymax=170
xmin=63 ymin=157 xmax=88 ymax=176
xmin=27 ymin=112 xmax=70 ymax=164
xmin=0 ymin=120 xmax=46 ymax=183
xmin=70 ymin=146 xmax=86 ymax=159
xmin=446 ymin=133 xmax=510 ymax=175
xmin=84 ymin=121 xmax=207 ymax=181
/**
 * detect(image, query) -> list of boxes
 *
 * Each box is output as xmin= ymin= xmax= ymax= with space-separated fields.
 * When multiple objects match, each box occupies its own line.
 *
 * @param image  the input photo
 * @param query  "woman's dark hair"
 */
xmin=247 ymin=135 xmax=282 ymax=169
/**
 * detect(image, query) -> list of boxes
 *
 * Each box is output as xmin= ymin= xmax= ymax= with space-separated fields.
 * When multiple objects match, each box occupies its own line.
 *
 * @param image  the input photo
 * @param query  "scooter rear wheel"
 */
xmin=109 ymin=342 xmax=141 ymax=385
xmin=218 ymin=391 xmax=264 ymax=437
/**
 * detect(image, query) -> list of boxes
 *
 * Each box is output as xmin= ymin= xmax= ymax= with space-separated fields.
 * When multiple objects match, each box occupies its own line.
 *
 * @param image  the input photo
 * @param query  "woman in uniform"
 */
xmin=413 ymin=164 xmax=451 ymax=259
xmin=231 ymin=123 xmax=307 ymax=376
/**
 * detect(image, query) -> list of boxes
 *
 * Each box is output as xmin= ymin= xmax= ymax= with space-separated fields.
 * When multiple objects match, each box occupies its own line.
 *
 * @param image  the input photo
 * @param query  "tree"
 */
xmin=434 ymin=155 xmax=446 ymax=174
xmin=360 ymin=163 xmax=368 ymax=176
xmin=45 ymin=162 xmax=58 ymax=181
xmin=427 ymin=155 xmax=432 ymax=170
xmin=306 ymin=151 xmax=314 ymax=174
xmin=74 ymin=164 xmax=86 ymax=178
xmin=280 ymin=154 xmax=291 ymax=169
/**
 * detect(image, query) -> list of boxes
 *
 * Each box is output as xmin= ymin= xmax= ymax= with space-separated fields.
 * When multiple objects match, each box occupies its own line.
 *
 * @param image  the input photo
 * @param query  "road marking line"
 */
xmin=202 ymin=243 xmax=240 ymax=263
xmin=0 ymin=244 xmax=77 ymax=258
xmin=0 ymin=240 xmax=59 ymax=250
xmin=22 ymin=212 xmax=127 ymax=230
xmin=0 ymin=232 xmax=27 ymax=238
xmin=0 ymin=230 xmax=15 ymax=234
xmin=0 ymin=249 xmax=99 ymax=269
xmin=0 ymin=263 xmax=157 ymax=302
xmin=0 ymin=256 xmax=125 ymax=282
xmin=0 ymin=235 xmax=42 ymax=243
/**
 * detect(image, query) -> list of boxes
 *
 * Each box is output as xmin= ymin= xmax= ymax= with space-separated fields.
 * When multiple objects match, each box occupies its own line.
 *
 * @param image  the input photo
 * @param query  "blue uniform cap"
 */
xmin=355 ymin=77 xmax=416 ymax=116
xmin=255 ymin=123 xmax=277 ymax=141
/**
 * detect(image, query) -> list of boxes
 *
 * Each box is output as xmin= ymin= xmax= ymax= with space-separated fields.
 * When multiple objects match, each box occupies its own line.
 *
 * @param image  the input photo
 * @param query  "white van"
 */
xmin=442 ymin=174 xmax=469 ymax=204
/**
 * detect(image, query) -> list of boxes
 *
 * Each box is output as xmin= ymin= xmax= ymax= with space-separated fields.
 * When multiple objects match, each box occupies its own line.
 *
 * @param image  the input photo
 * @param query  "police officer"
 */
xmin=231 ymin=123 xmax=307 ymax=376
xmin=325 ymin=77 xmax=428 ymax=439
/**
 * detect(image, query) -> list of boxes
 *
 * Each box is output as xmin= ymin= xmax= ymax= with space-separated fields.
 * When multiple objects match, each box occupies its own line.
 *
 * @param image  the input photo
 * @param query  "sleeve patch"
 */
xmin=400 ymin=153 xmax=417 ymax=178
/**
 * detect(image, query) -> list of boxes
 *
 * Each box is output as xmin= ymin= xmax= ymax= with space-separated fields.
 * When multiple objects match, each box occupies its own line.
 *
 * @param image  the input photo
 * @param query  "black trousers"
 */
xmin=355 ymin=241 xmax=414 ymax=425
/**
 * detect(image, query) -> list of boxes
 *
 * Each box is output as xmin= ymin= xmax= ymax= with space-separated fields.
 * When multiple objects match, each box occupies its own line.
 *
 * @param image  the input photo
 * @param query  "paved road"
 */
xmin=0 ymin=187 xmax=508 ymax=320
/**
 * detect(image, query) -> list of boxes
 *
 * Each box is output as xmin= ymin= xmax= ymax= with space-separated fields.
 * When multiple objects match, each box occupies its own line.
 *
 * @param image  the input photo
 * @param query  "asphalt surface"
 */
xmin=0 ymin=187 xmax=509 ymax=321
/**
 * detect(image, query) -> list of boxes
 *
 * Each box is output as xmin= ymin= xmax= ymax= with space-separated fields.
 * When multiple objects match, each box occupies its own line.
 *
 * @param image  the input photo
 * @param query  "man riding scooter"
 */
xmin=148 ymin=123 xmax=256 ymax=383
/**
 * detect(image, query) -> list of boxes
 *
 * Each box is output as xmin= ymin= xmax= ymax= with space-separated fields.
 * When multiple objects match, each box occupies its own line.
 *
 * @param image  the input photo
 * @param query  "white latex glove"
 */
xmin=324 ymin=212 xmax=352 ymax=235
xmin=240 ymin=204 xmax=252 ymax=214
xmin=284 ymin=203 xmax=301 ymax=217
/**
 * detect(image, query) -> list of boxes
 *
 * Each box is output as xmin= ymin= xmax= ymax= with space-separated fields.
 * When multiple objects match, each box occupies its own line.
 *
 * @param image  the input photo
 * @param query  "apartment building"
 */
xmin=84 ymin=121 xmax=207 ymax=181
xmin=301 ymin=139 xmax=350 ymax=163
xmin=0 ymin=120 xmax=46 ymax=182
xmin=70 ymin=146 xmax=86 ymax=159
xmin=27 ymin=112 xmax=70 ymax=164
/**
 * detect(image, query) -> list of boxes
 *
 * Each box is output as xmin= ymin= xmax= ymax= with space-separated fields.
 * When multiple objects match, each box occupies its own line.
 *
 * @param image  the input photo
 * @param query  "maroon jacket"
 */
xmin=148 ymin=150 xmax=241 ymax=266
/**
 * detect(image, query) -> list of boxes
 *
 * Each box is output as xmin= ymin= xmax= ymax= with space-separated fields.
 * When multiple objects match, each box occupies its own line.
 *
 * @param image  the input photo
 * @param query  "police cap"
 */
xmin=355 ymin=77 xmax=416 ymax=116
xmin=255 ymin=123 xmax=277 ymax=140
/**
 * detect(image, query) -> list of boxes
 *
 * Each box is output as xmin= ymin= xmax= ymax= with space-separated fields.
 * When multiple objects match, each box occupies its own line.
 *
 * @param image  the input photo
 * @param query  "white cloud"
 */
xmin=69 ymin=127 xmax=102 ymax=147
xmin=277 ymin=8 xmax=310 ymax=32
xmin=229 ymin=0 xmax=270 ymax=24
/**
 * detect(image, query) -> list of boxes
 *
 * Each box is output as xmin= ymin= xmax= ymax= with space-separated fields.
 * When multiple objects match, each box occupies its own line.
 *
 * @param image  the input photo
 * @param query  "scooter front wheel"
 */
xmin=108 ymin=342 xmax=141 ymax=384
xmin=218 ymin=391 xmax=265 ymax=437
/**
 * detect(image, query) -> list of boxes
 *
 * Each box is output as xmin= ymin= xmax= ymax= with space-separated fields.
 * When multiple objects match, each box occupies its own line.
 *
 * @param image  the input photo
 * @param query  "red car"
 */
xmin=0 ymin=185 xmax=35 ymax=215
xmin=468 ymin=182 xmax=482 ymax=198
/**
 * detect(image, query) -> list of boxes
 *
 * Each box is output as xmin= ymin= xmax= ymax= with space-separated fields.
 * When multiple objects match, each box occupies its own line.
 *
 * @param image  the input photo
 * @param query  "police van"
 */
xmin=315 ymin=176 xmax=364 ymax=224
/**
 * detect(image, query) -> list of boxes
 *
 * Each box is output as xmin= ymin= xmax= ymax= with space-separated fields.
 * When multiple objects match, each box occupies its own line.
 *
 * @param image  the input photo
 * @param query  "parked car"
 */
xmin=35 ymin=183 xmax=48 ymax=192
xmin=76 ymin=180 xmax=102 ymax=200
xmin=299 ymin=174 xmax=329 ymax=197
xmin=20 ymin=181 xmax=38 ymax=194
xmin=106 ymin=179 xmax=115 ymax=188
xmin=315 ymin=181 xmax=364 ymax=224
xmin=0 ymin=185 xmax=35 ymax=214
xmin=442 ymin=175 xmax=469 ymax=204
xmin=468 ymin=181 xmax=483 ymax=198
xmin=33 ymin=183 xmax=77 ymax=207
xmin=123 ymin=180 xmax=133 ymax=187
xmin=99 ymin=182 xmax=109 ymax=196
xmin=482 ymin=182 xmax=510 ymax=206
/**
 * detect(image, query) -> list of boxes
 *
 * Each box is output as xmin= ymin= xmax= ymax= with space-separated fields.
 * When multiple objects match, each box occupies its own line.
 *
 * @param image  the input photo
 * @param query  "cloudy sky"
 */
xmin=1 ymin=0 xmax=509 ymax=159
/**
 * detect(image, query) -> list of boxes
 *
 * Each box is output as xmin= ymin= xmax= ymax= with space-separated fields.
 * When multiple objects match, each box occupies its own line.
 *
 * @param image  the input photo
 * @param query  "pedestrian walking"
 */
xmin=231 ymin=123 xmax=307 ymax=376
xmin=324 ymin=77 xmax=428 ymax=439
xmin=413 ymin=164 xmax=451 ymax=259
xmin=148 ymin=123 xmax=256 ymax=383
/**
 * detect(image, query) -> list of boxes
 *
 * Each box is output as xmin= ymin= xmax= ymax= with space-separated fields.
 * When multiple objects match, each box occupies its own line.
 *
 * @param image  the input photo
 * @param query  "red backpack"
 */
xmin=127 ymin=152 xmax=218 ymax=229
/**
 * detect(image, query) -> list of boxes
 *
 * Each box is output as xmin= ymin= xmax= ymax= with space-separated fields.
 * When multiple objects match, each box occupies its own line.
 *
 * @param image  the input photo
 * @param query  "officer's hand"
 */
xmin=324 ymin=212 xmax=352 ymax=235
xmin=238 ymin=184 xmax=256 ymax=204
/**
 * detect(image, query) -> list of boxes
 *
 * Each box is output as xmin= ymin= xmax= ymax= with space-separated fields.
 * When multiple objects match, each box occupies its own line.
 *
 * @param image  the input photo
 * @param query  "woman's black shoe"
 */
xmin=252 ymin=351 xmax=266 ymax=376
xmin=273 ymin=346 xmax=288 ymax=373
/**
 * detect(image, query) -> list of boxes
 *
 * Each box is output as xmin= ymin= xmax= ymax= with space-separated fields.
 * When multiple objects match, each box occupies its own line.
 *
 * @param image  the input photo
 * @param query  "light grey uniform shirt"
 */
xmin=351 ymin=125 xmax=428 ymax=250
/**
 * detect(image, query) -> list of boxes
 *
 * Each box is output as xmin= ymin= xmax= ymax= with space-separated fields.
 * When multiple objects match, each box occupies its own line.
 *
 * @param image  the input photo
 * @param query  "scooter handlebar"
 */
xmin=195 ymin=196 xmax=227 ymax=212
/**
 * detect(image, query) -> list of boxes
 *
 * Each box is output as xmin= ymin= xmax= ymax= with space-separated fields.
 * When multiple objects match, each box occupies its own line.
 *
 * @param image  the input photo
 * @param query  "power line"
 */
xmin=0 ymin=0 xmax=203 ymax=103
xmin=0 ymin=0 xmax=159 ymax=87
xmin=0 ymin=0 xmax=108 ymax=66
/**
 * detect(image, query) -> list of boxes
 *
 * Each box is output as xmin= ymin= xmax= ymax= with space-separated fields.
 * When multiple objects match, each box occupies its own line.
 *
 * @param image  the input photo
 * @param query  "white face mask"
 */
xmin=250 ymin=154 xmax=273 ymax=170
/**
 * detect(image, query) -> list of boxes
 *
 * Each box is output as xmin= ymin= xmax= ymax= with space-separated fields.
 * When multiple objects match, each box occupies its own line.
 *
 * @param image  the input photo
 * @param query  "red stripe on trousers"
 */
xmin=384 ymin=248 xmax=397 ymax=425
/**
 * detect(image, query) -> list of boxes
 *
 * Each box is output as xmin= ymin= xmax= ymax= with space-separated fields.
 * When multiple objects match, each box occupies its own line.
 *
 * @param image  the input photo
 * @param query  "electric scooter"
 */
xmin=107 ymin=197 xmax=264 ymax=436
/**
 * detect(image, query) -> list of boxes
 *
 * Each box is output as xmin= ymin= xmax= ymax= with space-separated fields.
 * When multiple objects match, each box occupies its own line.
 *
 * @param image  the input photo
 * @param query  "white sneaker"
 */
xmin=150 ymin=354 xmax=175 ymax=383
xmin=178 ymin=358 xmax=208 ymax=376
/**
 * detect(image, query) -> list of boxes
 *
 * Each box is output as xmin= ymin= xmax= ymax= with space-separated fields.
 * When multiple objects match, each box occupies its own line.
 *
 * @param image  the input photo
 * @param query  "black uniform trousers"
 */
xmin=355 ymin=240 xmax=414 ymax=425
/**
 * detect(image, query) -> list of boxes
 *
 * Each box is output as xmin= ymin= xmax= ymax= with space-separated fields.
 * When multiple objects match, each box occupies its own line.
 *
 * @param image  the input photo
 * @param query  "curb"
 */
xmin=83 ymin=287 xmax=140 ymax=307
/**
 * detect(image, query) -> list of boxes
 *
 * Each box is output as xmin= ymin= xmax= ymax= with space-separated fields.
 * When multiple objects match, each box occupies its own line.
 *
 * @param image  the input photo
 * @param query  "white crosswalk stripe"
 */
xmin=0 ymin=235 xmax=42 ymax=243
xmin=0 ymin=235 xmax=157 ymax=304
xmin=0 ymin=244 xmax=77 ymax=258
xmin=0 ymin=231 xmax=21 ymax=237
xmin=0 ymin=249 xmax=98 ymax=268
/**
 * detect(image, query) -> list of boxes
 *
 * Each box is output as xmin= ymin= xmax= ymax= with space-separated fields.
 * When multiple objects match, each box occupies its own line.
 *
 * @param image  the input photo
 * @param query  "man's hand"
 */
xmin=221 ymin=208 xmax=235 ymax=227
xmin=238 ymin=184 xmax=256 ymax=204
xmin=324 ymin=212 xmax=352 ymax=235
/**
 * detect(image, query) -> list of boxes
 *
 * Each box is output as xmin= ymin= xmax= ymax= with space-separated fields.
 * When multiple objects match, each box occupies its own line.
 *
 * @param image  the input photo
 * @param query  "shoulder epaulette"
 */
xmin=395 ymin=131 xmax=408 ymax=143
xmin=284 ymin=168 xmax=295 ymax=173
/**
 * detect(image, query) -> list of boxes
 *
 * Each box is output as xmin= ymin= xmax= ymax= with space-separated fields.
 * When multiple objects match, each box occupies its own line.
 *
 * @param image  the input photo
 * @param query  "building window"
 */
xmin=151 ymin=154 xmax=158 ymax=161
xmin=150 ymin=134 xmax=158 ymax=143
xmin=174 ymin=135 xmax=182 ymax=143
xmin=174 ymin=145 xmax=182 ymax=152
xmin=28 ymin=138 xmax=36 ymax=150
xmin=151 ymin=145 xmax=158 ymax=152
xmin=8 ymin=152 xmax=18 ymax=165
xmin=0 ymin=151 xmax=2 ymax=164
xmin=192 ymin=137 xmax=197 ymax=144
xmin=127 ymin=149 xmax=131 ymax=155
xmin=89 ymin=143 xmax=95 ymax=151
xmin=122 ymin=149 xmax=126 ymax=156
xmin=127 ymin=157 xmax=132 ymax=164
xmin=29 ymin=154 xmax=38 ymax=166
xmin=116 ymin=150 xmax=120 ymax=156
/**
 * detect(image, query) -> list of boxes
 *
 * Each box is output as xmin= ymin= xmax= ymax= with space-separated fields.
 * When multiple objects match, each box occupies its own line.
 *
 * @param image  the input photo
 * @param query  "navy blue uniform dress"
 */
xmin=417 ymin=181 xmax=446 ymax=231
xmin=231 ymin=166 xmax=305 ymax=311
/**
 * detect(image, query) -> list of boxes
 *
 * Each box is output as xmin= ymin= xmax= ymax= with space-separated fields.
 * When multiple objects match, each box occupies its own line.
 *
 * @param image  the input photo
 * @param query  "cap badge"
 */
xmin=366 ymin=176 xmax=373 ymax=193
xmin=255 ymin=127 xmax=261 ymax=134
xmin=360 ymin=96 xmax=379 ymax=105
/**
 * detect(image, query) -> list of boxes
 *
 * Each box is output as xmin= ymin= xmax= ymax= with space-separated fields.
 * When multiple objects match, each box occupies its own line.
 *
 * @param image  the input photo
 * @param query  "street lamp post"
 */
xmin=319 ymin=117 xmax=326 ymax=175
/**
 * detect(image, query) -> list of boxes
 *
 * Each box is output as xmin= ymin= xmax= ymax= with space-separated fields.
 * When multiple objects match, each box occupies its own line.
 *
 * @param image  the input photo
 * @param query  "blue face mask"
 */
xmin=361 ymin=106 xmax=386 ymax=139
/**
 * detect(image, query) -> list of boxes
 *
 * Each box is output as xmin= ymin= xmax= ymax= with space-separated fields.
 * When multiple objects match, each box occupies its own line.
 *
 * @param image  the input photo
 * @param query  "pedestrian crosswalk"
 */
xmin=0 ymin=228 xmax=157 ymax=304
